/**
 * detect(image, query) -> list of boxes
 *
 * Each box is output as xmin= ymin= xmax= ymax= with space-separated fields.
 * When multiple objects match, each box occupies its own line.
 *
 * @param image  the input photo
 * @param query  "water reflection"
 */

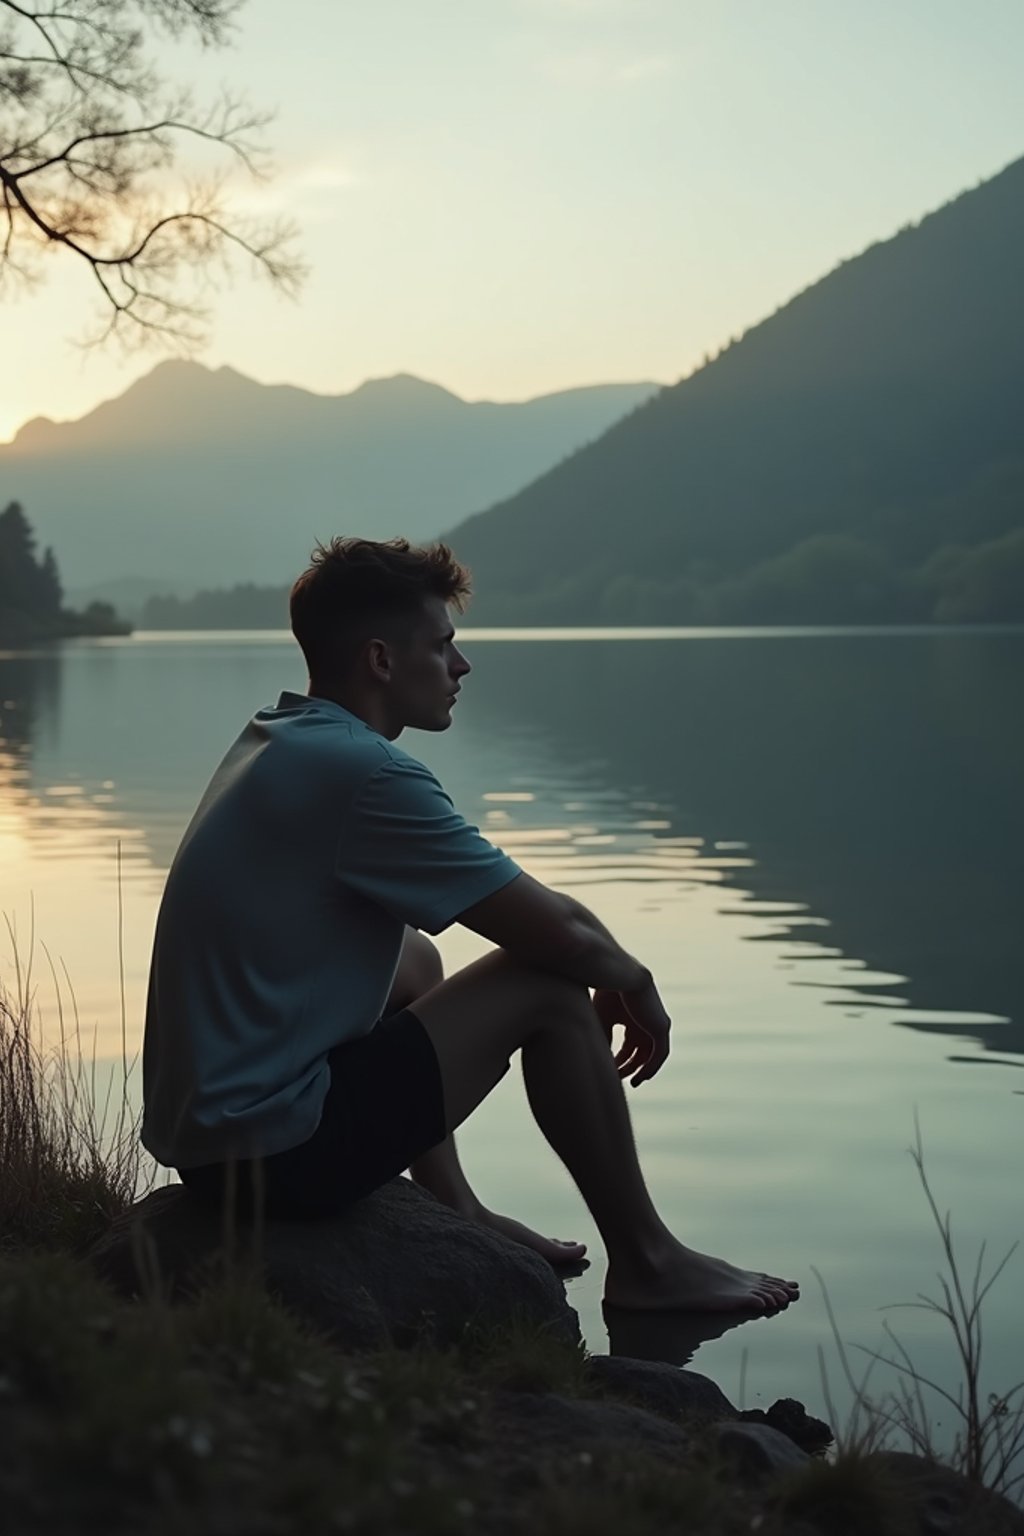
xmin=603 ymin=1302 xmax=758 ymax=1369
xmin=0 ymin=649 xmax=61 ymax=751
xmin=461 ymin=631 xmax=1024 ymax=1057
xmin=1 ymin=631 xmax=1021 ymax=1062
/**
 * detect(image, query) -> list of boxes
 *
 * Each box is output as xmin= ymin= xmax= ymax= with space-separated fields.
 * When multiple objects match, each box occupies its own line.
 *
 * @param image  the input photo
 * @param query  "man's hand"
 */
xmin=592 ymin=981 xmax=672 ymax=1086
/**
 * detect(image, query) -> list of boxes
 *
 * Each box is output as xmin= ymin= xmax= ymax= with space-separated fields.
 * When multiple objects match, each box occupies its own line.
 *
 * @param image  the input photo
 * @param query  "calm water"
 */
xmin=1 ymin=629 xmax=1022 ymax=1446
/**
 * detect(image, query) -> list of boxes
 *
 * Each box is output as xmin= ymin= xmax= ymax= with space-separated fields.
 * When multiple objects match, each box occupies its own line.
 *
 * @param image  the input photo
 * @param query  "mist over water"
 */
xmin=1 ymin=628 xmax=1021 ymax=1437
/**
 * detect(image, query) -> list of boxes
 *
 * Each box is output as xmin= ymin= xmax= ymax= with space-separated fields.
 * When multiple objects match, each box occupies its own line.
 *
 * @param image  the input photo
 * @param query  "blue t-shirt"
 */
xmin=141 ymin=691 xmax=521 ymax=1168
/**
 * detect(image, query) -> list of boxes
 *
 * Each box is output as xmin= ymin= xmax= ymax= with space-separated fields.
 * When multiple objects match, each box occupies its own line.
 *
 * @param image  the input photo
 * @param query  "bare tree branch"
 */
xmin=0 ymin=0 xmax=305 ymax=345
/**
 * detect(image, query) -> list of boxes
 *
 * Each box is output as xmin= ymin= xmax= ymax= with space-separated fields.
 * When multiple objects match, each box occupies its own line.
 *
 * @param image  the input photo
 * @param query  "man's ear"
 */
xmin=366 ymin=637 xmax=392 ymax=683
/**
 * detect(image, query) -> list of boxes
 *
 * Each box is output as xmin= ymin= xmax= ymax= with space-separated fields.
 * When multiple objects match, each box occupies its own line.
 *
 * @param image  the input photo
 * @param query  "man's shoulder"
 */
xmin=247 ymin=694 xmax=447 ymax=800
xmin=255 ymin=695 xmax=389 ymax=766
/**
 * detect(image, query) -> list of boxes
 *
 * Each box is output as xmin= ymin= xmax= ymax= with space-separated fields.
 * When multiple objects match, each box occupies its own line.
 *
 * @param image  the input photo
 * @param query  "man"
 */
xmin=142 ymin=536 xmax=799 ymax=1314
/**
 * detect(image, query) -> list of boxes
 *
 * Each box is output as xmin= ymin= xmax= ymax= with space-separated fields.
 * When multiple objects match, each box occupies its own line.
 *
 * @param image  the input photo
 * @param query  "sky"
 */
xmin=2 ymin=0 xmax=1023 ymax=442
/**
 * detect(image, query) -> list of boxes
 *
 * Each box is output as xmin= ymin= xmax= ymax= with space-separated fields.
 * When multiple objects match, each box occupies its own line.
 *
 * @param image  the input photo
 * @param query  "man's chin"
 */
xmin=411 ymin=706 xmax=454 ymax=732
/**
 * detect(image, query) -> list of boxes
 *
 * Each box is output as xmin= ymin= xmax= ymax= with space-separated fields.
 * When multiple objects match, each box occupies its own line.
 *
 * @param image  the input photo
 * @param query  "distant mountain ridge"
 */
xmin=0 ymin=364 xmax=659 ymax=606
xmin=444 ymin=155 xmax=1024 ymax=624
xmin=10 ymin=366 xmax=468 ymax=454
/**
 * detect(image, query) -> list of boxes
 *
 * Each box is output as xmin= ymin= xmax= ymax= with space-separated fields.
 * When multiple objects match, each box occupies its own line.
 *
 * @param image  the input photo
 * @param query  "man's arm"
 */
xmin=457 ymin=871 xmax=652 ymax=993
xmin=457 ymin=871 xmax=671 ymax=1081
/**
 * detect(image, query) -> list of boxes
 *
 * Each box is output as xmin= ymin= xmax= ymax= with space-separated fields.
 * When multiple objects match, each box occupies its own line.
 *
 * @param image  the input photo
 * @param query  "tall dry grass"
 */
xmin=815 ymin=1115 xmax=1024 ymax=1502
xmin=0 ymin=887 xmax=152 ymax=1254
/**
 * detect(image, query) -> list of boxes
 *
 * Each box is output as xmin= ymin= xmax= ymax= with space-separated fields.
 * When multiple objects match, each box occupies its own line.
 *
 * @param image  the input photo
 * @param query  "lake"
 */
xmin=1 ymin=627 xmax=1021 ymax=1448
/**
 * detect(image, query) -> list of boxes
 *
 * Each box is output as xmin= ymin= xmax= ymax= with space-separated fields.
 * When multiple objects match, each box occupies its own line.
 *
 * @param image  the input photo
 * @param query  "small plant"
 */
xmin=455 ymin=1311 xmax=590 ymax=1396
xmin=816 ymin=1115 xmax=1024 ymax=1500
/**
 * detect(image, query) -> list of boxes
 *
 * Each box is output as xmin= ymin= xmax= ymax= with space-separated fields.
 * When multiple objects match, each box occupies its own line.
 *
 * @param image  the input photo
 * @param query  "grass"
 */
xmin=2 ymin=927 xmax=1023 ymax=1532
xmin=0 ymin=902 xmax=153 ymax=1255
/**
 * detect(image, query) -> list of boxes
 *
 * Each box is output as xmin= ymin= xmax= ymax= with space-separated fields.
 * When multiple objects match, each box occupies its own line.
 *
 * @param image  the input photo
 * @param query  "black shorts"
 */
xmin=176 ymin=1006 xmax=447 ymax=1221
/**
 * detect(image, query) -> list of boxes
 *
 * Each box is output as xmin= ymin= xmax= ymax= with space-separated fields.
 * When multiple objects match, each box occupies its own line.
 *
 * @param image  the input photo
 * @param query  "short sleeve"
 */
xmin=336 ymin=757 xmax=522 ymax=934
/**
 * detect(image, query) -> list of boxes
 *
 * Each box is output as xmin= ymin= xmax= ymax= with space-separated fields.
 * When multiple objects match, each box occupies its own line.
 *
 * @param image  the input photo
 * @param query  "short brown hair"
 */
xmin=289 ymin=536 xmax=472 ymax=677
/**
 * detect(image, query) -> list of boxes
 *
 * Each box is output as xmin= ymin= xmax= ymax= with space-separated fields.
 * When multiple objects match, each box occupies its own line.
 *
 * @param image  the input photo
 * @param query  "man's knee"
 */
xmin=480 ymin=950 xmax=592 ymax=1025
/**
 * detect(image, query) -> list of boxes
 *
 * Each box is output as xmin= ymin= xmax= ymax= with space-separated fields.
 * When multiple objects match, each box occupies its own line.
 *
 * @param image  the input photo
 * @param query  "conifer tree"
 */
xmin=0 ymin=501 xmax=38 ymax=610
xmin=39 ymin=547 xmax=64 ymax=617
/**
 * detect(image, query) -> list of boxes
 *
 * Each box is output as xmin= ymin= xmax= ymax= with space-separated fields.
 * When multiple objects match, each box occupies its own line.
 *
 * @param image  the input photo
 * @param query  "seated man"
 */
xmin=142 ymin=535 xmax=798 ymax=1314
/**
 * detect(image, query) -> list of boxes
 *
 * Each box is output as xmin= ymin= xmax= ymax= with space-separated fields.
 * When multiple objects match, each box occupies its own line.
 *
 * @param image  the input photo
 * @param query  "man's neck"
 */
xmin=305 ymin=680 xmax=401 ymax=740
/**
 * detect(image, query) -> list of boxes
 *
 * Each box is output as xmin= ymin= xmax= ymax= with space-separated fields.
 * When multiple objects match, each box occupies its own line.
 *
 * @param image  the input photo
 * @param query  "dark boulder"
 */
xmin=870 ymin=1453 xmax=1024 ymax=1536
xmin=488 ymin=1389 xmax=688 ymax=1466
xmin=90 ymin=1177 xmax=580 ymax=1351
xmin=710 ymin=1419 xmax=812 ymax=1482
xmin=585 ymin=1354 xmax=735 ymax=1421
xmin=739 ymin=1396 xmax=834 ymax=1454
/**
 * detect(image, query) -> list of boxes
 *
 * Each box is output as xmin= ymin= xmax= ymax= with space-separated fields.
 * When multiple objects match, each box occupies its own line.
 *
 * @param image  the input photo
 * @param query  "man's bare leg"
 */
xmin=412 ymin=950 xmax=799 ymax=1314
xmin=409 ymin=1134 xmax=587 ymax=1266
xmin=388 ymin=929 xmax=587 ymax=1266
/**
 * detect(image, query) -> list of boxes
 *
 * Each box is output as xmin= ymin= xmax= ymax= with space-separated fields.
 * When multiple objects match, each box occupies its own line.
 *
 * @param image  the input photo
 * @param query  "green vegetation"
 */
xmin=137 ymin=519 xmax=1024 ymax=632
xmin=918 ymin=529 xmax=1024 ymax=624
xmin=142 ymin=581 xmax=291 ymax=630
xmin=2 ymin=951 xmax=1022 ymax=1532
xmin=136 ymin=522 xmax=1024 ymax=631
xmin=0 ymin=502 xmax=131 ymax=643
xmin=451 ymin=491 xmax=1024 ymax=628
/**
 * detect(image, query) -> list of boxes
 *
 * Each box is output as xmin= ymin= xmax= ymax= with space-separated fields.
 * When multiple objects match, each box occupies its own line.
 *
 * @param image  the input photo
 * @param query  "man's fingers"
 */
xmin=620 ymin=1038 xmax=650 ymax=1080
xmin=630 ymin=1035 xmax=670 ymax=1085
xmin=615 ymin=1040 xmax=639 ymax=1069
xmin=610 ymin=1013 xmax=671 ymax=1086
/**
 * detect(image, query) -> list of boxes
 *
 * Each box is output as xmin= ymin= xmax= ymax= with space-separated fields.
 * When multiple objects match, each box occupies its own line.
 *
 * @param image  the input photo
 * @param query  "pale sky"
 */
xmin=3 ymin=0 xmax=1023 ymax=442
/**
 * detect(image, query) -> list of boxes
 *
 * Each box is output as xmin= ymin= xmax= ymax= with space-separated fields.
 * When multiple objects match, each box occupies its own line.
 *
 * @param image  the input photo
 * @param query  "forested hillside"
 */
xmin=0 ymin=503 xmax=129 ymax=642
xmin=445 ymin=156 xmax=1024 ymax=625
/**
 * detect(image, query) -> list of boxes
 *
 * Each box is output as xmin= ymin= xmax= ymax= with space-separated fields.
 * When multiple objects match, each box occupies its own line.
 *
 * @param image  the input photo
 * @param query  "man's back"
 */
xmin=141 ymin=690 xmax=519 ymax=1169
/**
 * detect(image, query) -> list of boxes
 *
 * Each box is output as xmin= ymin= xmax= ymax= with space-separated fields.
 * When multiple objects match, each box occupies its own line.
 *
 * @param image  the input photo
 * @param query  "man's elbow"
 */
xmin=455 ymin=874 xmax=591 ymax=973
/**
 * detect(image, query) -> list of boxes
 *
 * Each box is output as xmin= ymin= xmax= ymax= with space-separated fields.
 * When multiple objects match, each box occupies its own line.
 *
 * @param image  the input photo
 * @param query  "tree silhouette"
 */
xmin=0 ymin=500 xmax=38 ymax=608
xmin=0 ymin=499 xmax=123 ymax=636
xmin=0 ymin=0 xmax=304 ymax=344
xmin=38 ymin=545 xmax=63 ymax=615
xmin=920 ymin=530 xmax=1024 ymax=622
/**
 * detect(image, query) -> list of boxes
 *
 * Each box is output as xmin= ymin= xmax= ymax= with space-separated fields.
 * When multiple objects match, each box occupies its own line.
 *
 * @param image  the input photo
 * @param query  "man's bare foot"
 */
xmin=473 ymin=1206 xmax=588 ymax=1267
xmin=605 ymin=1242 xmax=799 ymax=1315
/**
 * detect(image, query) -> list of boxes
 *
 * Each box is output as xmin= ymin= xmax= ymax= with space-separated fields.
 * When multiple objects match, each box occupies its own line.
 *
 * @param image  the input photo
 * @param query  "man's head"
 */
xmin=289 ymin=537 xmax=473 ymax=738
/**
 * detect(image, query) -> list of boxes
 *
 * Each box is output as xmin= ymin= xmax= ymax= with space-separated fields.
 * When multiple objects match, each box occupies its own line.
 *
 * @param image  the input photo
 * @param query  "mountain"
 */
xmin=0 ymin=365 xmax=659 ymax=609
xmin=443 ymin=156 xmax=1024 ymax=625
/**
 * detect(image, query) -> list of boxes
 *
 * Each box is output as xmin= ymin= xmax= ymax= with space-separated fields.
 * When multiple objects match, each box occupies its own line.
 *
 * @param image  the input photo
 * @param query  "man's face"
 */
xmin=383 ymin=595 xmax=472 ymax=733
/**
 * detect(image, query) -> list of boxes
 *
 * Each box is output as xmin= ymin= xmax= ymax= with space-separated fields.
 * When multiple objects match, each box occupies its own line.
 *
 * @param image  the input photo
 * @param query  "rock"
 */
xmin=870 ymin=1452 xmax=1024 ymax=1536
xmin=710 ymin=1420 xmax=811 ymax=1481
xmin=489 ymin=1389 xmax=688 ymax=1465
xmin=585 ymin=1354 xmax=735 ymax=1421
xmin=739 ymin=1397 xmax=834 ymax=1454
xmin=89 ymin=1178 xmax=579 ymax=1351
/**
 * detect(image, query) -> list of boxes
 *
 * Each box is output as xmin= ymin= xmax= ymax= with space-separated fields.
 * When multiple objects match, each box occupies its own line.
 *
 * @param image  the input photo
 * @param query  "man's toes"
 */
xmin=762 ymin=1273 xmax=799 ymax=1295
xmin=545 ymin=1237 xmax=587 ymax=1264
xmin=752 ymin=1282 xmax=785 ymax=1312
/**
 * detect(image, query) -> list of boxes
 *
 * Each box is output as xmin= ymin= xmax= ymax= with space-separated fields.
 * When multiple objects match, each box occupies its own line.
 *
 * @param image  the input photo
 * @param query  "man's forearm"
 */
xmin=541 ymin=895 xmax=653 ymax=993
